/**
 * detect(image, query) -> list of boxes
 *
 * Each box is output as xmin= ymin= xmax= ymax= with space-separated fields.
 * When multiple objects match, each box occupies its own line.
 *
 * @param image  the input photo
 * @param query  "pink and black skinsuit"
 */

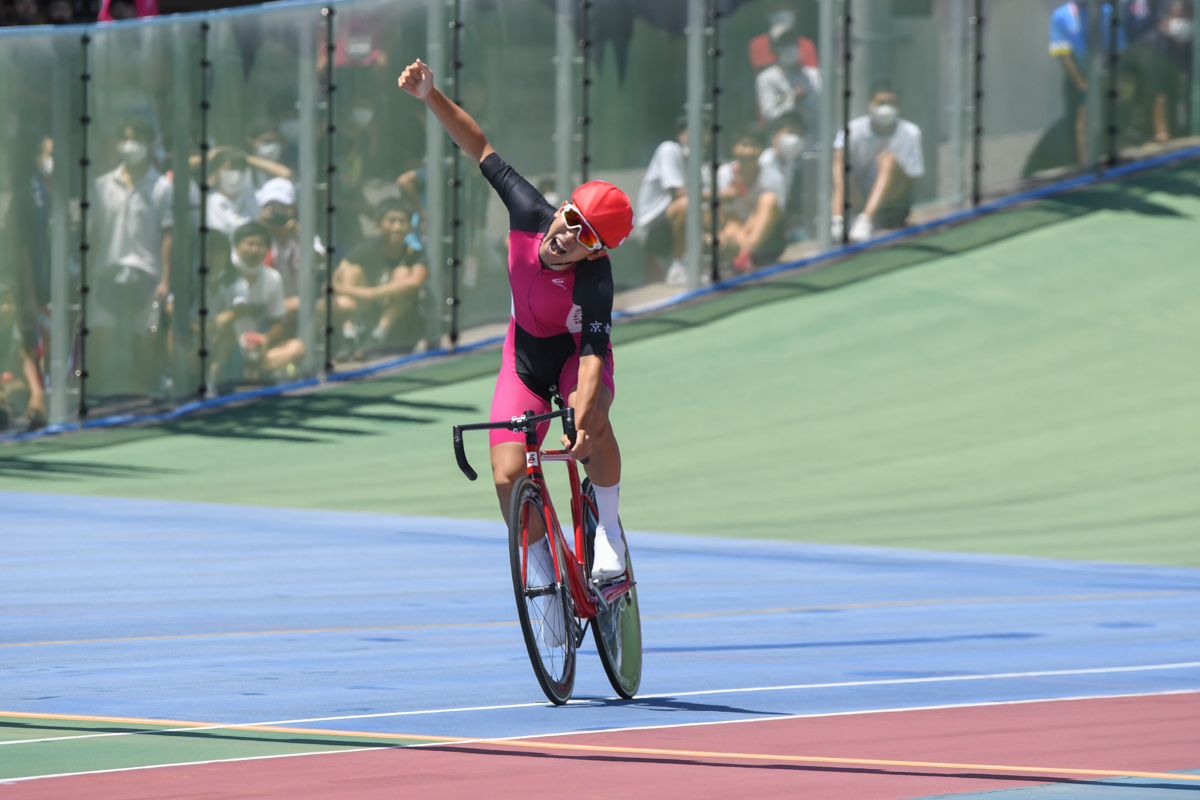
xmin=481 ymin=152 xmax=616 ymax=447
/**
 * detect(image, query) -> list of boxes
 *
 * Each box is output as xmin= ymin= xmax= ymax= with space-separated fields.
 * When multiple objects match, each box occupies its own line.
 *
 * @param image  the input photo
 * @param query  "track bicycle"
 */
xmin=452 ymin=400 xmax=642 ymax=705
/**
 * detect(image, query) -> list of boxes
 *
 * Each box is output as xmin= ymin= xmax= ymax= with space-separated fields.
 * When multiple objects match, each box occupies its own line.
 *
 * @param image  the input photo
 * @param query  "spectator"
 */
xmin=717 ymin=125 xmax=786 ymax=272
xmin=749 ymin=9 xmax=820 ymax=73
xmin=1049 ymin=0 xmax=1127 ymax=164
xmin=1127 ymin=0 xmax=1193 ymax=142
xmin=11 ymin=0 xmax=44 ymax=25
xmin=90 ymin=115 xmax=174 ymax=396
xmin=206 ymin=149 xmax=259 ymax=236
xmin=7 ymin=134 xmax=54 ymax=429
xmin=0 ymin=283 xmax=44 ymax=431
xmin=760 ymin=112 xmax=810 ymax=242
xmin=207 ymin=222 xmax=305 ymax=391
xmin=634 ymin=115 xmax=690 ymax=285
xmin=332 ymin=198 xmax=428 ymax=354
xmin=244 ymin=118 xmax=293 ymax=190
xmin=755 ymin=16 xmax=822 ymax=128
xmin=831 ymin=87 xmax=925 ymax=243
xmin=256 ymin=178 xmax=302 ymax=300
xmin=46 ymin=0 xmax=75 ymax=23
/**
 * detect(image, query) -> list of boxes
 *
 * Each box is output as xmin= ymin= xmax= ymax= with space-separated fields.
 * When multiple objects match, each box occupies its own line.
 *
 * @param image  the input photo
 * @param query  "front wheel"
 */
xmin=584 ymin=480 xmax=642 ymax=699
xmin=509 ymin=475 xmax=576 ymax=705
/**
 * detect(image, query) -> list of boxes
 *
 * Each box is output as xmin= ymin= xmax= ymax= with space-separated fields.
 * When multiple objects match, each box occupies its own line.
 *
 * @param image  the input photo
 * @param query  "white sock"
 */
xmin=592 ymin=482 xmax=622 ymax=547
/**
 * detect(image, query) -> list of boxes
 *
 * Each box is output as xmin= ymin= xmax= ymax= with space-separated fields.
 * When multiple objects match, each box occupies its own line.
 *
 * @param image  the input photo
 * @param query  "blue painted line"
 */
xmin=3 ymin=147 xmax=1197 ymax=446
xmin=3 ymin=491 xmax=1198 ymax=741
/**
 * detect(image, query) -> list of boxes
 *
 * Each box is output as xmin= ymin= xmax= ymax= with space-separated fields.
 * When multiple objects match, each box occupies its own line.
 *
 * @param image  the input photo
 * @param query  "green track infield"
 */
xmin=0 ymin=713 xmax=433 ymax=781
xmin=3 ymin=163 xmax=1198 ymax=567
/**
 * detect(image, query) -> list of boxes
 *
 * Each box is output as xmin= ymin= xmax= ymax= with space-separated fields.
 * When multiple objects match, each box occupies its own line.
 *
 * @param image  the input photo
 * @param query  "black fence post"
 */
xmin=78 ymin=33 xmax=92 ymax=419
xmin=198 ymin=20 xmax=212 ymax=397
xmin=322 ymin=6 xmax=337 ymax=375
xmin=708 ymin=0 xmax=723 ymax=284
xmin=447 ymin=0 xmax=463 ymax=351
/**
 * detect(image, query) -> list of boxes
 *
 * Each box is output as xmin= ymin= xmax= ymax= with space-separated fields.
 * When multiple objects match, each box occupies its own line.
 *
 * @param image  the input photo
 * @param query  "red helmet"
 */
xmin=571 ymin=181 xmax=635 ymax=249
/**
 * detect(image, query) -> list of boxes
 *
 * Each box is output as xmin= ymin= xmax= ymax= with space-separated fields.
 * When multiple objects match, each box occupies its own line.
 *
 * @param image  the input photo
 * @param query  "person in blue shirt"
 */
xmin=1049 ymin=1 xmax=1128 ymax=164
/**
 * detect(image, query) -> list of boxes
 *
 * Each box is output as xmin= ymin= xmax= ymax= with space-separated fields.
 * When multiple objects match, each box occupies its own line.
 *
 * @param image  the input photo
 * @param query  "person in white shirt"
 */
xmin=206 ymin=150 xmax=260 ymax=237
xmin=758 ymin=112 xmax=809 ymax=240
xmin=634 ymin=116 xmax=690 ymax=285
xmin=717 ymin=125 xmax=786 ymax=273
xmin=206 ymin=221 xmax=305 ymax=393
xmin=832 ymin=88 xmax=925 ymax=243
xmin=90 ymin=115 xmax=174 ymax=396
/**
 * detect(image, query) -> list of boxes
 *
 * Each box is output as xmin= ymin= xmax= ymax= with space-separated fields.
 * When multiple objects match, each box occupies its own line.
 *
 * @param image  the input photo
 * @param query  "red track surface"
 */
xmin=10 ymin=693 xmax=1199 ymax=800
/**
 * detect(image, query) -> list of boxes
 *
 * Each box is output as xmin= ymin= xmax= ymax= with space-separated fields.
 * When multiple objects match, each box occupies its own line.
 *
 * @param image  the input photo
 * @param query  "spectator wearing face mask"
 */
xmin=755 ymin=16 xmax=822 ymax=128
xmin=205 ymin=149 xmax=259 ymax=237
xmin=760 ymin=112 xmax=810 ymax=242
xmin=634 ymin=115 xmax=695 ymax=286
xmin=1127 ymin=0 xmax=1194 ymax=142
xmin=90 ymin=115 xmax=174 ymax=396
xmin=717 ymin=125 xmax=786 ymax=273
xmin=256 ymin=178 xmax=302 ymax=300
xmin=244 ymin=119 xmax=293 ymax=190
xmin=207 ymin=222 xmax=305 ymax=393
xmin=831 ymin=88 xmax=925 ymax=243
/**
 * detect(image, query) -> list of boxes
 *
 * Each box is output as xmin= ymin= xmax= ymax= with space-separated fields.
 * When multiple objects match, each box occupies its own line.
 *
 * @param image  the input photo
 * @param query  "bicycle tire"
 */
xmin=583 ymin=480 xmax=642 ymax=699
xmin=509 ymin=475 xmax=576 ymax=705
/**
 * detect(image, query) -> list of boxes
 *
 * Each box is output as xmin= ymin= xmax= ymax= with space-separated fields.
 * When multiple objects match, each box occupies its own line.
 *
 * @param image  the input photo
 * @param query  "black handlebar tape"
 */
xmin=452 ymin=427 xmax=478 ymax=481
xmin=562 ymin=408 xmax=589 ymax=464
xmin=563 ymin=407 xmax=577 ymax=448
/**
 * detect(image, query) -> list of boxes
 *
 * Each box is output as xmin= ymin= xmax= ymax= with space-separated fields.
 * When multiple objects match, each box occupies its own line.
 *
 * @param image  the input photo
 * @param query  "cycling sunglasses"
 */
xmin=561 ymin=202 xmax=604 ymax=251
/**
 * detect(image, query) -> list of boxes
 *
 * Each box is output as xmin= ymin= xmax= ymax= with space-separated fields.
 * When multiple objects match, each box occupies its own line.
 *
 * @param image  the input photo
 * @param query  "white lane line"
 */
xmin=491 ymin=688 xmax=1200 ymax=743
xmin=3 ymin=661 xmax=1198 ymax=748
xmin=633 ymin=660 xmax=1200 ymax=700
xmin=4 ymin=688 xmax=1198 ymax=785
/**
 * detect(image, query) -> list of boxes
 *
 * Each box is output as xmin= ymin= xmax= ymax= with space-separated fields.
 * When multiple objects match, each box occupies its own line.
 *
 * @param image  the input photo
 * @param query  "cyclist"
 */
xmin=400 ymin=59 xmax=633 ymax=581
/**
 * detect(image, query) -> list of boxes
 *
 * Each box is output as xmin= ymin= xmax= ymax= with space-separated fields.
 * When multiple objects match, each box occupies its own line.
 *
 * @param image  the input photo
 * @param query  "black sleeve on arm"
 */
xmin=573 ymin=258 xmax=614 ymax=359
xmin=480 ymin=152 xmax=556 ymax=233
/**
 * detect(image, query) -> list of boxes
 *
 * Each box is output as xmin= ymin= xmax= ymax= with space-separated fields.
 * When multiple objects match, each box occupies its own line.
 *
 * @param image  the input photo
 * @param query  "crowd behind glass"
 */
xmin=1 ymin=0 xmax=1193 ymax=432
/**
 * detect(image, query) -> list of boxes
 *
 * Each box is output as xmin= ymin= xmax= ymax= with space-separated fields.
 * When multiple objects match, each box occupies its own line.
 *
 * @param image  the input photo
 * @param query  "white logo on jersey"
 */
xmin=552 ymin=277 xmax=567 ymax=288
xmin=566 ymin=304 xmax=583 ymax=333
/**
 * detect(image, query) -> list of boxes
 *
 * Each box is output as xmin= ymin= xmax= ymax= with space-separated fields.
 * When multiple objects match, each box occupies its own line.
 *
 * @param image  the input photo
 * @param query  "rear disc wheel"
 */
xmin=509 ymin=475 xmax=576 ymax=705
xmin=584 ymin=480 xmax=642 ymax=699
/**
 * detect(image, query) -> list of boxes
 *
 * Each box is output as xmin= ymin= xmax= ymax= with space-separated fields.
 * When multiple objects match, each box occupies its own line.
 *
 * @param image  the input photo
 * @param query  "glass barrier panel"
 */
xmin=981 ymin=0 xmax=1091 ymax=197
xmin=449 ymin=0 xmax=560 ymax=346
xmin=719 ymin=0 xmax=827 ymax=276
xmin=842 ymin=0 xmax=960 ymax=245
xmin=86 ymin=20 xmax=180 ymax=411
xmin=327 ymin=0 xmax=430 ymax=366
xmin=203 ymin=5 xmax=323 ymax=396
xmin=1115 ymin=0 xmax=1197 ymax=162
xmin=0 ymin=29 xmax=86 ymax=430
xmin=590 ymin=2 xmax=691 ymax=291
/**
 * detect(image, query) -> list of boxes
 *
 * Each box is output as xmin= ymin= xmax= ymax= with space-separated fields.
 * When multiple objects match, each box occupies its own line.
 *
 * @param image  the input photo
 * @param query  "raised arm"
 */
xmin=398 ymin=59 xmax=495 ymax=164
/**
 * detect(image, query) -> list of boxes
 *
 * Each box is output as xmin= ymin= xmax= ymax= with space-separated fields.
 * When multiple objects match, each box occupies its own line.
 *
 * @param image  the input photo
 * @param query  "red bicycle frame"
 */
xmin=453 ymin=406 xmax=633 ymax=621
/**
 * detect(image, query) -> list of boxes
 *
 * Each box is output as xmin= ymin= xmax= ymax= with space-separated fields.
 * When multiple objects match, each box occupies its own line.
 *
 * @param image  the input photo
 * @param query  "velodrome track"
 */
xmin=2 ymin=163 xmax=1198 ymax=797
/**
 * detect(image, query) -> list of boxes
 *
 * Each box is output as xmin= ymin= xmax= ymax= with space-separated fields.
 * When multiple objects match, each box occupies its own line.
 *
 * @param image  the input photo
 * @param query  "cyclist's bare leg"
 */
xmin=492 ymin=442 xmax=546 ymax=542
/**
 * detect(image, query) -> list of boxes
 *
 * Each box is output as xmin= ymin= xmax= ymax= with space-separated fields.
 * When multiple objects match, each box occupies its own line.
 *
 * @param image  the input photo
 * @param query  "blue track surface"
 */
xmin=4 ymin=491 xmax=1199 ymax=743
